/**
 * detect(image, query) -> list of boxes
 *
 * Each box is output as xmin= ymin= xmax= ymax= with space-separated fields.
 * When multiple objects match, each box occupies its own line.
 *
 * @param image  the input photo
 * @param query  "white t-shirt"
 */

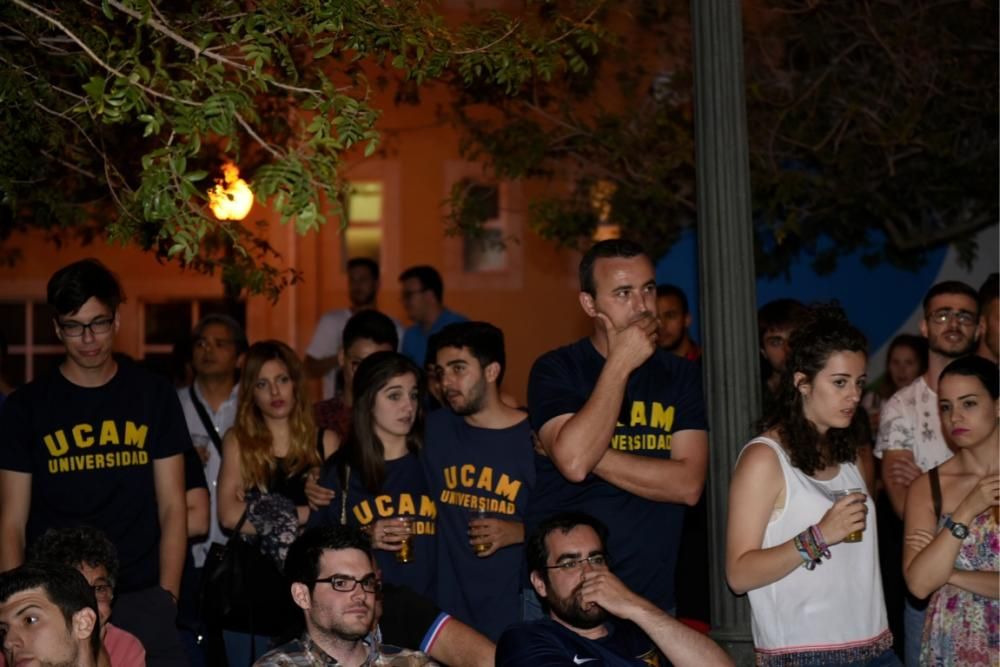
xmin=305 ymin=308 xmax=404 ymax=399
xmin=874 ymin=375 xmax=953 ymax=472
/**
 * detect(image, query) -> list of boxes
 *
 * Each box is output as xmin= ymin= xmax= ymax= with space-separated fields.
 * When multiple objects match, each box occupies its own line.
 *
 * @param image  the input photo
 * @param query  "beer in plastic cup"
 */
xmin=832 ymin=488 xmax=865 ymax=543
xmin=395 ymin=517 xmax=414 ymax=564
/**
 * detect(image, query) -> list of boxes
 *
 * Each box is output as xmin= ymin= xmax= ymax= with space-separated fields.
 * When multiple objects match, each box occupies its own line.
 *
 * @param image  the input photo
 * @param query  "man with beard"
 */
xmin=526 ymin=239 xmax=707 ymax=618
xmin=423 ymin=322 xmax=535 ymax=641
xmin=496 ymin=513 xmax=731 ymax=667
xmin=255 ymin=526 xmax=434 ymax=666
xmin=654 ymin=284 xmax=701 ymax=363
xmin=305 ymin=258 xmax=404 ymax=400
xmin=0 ymin=562 xmax=101 ymax=667
xmin=875 ymin=280 xmax=983 ymax=666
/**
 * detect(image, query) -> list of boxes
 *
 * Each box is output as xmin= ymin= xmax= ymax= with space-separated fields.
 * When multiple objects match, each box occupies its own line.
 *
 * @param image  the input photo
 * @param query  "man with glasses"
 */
xmin=255 ymin=525 xmax=435 ymax=666
xmin=497 ymin=512 xmax=731 ymax=666
xmin=0 ymin=259 xmax=190 ymax=666
xmin=875 ymin=280 xmax=983 ymax=666
xmin=398 ymin=266 xmax=467 ymax=367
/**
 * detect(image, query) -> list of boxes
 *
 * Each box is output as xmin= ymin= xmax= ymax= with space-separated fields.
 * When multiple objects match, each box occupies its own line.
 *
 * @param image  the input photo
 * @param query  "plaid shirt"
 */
xmin=254 ymin=633 xmax=437 ymax=667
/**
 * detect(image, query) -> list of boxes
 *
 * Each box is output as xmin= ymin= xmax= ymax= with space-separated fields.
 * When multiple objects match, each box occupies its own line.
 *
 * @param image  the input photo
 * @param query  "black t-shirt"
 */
xmin=526 ymin=338 xmax=708 ymax=612
xmin=422 ymin=409 xmax=536 ymax=641
xmin=0 ymin=361 xmax=191 ymax=592
xmin=314 ymin=451 xmax=437 ymax=597
xmin=497 ymin=617 xmax=664 ymax=666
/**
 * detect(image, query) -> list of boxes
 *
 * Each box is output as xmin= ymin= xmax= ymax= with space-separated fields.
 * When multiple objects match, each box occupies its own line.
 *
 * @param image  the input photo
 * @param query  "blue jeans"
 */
xmin=223 ymin=630 xmax=271 ymax=667
xmin=902 ymin=597 xmax=926 ymax=667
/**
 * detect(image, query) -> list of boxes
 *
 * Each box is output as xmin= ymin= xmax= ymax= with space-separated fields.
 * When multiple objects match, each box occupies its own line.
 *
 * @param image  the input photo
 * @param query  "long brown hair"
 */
xmin=341 ymin=351 xmax=425 ymax=493
xmin=233 ymin=340 xmax=319 ymax=491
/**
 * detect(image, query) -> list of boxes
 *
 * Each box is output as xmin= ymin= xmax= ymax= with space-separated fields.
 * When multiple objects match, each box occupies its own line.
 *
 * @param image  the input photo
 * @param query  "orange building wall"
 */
xmin=0 ymin=80 xmax=593 ymax=404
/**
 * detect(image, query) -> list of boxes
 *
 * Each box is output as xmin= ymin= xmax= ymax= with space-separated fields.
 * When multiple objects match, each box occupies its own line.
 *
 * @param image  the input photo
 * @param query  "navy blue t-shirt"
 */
xmin=314 ymin=451 xmax=437 ymax=597
xmin=497 ymin=617 xmax=663 ymax=666
xmin=0 ymin=361 xmax=191 ymax=592
xmin=526 ymin=338 xmax=708 ymax=613
xmin=422 ymin=409 xmax=536 ymax=641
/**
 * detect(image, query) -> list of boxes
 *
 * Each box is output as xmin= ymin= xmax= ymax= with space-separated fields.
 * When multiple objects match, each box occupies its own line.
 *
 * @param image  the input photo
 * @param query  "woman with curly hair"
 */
xmin=726 ymin=305 xmax=898 ymax=666
xmin=313 ymin=351 xmax=436 ymax=597
xmin=903 ymin=356 xmax=998 ymax=665
xmin=217 ymin=340 xmax=338 ymax=663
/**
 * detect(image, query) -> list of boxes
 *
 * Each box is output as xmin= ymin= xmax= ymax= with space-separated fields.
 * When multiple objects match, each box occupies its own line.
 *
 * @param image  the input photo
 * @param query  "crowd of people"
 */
xmin=0 ymin=243 xmax=995 ymax=667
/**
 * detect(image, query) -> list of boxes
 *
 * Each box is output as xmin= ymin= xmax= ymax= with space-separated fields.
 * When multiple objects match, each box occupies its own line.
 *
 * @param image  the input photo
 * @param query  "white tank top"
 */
xmin=741 ymin=436 xmax=890 ymax=656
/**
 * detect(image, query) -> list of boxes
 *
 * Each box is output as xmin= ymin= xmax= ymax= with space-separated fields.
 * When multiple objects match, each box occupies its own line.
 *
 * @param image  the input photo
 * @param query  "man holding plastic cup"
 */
xmin=423 ymin=322 xmax=536 ymax=641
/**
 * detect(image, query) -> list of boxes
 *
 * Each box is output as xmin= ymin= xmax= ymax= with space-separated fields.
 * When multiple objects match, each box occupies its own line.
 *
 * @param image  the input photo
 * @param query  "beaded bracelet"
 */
xmin=809 ymin=524 xmax=832 ymax=560
xmin=793 ymin=525 xmax=831 ymax=570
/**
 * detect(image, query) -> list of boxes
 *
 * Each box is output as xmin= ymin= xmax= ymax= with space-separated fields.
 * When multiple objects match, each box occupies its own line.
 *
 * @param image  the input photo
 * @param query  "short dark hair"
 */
xmin=939 ymin=355 xmax=999 ymax=400
xmin=923 ymin=281 xmax=980 ymax=316
xmin=398 ymin=265 xmax=444 ymax=302
xmin=431 ymin=321 xmax=507 ymax=387
xmin=342 ymin=309 xmax=399 ymax=352
xmin=979 ymin=273 xmax=999 ymax=310
xmin=192 ymin=313 xmax=249 ymax=355
xmin=656 ymin=284 xmax=690 ymax=315
xmin=284 ymin=525 xmax=373 ymax=592
xmin=757 ymin=298 xmax=810 ymax=345
xmin=347 ymin=257 xmax=380 ymax=282
xmin=47 ymin=259 xmax=125 ymax=317
xmin=0 ymin=562 xmax=101 ymax=659
xmin=28 ymin=526 xmax=120 ymax=588
xmin=578 ymin=239 xmax=647 ymax=297
xmin=526 ymin=512 xmax=610 ymax=581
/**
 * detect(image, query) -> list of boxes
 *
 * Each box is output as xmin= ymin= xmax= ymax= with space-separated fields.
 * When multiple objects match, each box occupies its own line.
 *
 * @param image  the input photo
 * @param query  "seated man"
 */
xmin=0 ymin=562 xmax=101 ymax=667
xmin=255 ymin=525 xmax=436 ymax=666
xmin=497 ymin=512 xmax=732 ymax=667
xmin=28 ymin=526 xmax=145 ymax=667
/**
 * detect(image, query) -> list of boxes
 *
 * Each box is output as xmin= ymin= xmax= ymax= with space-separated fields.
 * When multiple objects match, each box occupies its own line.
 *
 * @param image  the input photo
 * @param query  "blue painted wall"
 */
xmin=655 ymin=224 xmax=998 ymax=377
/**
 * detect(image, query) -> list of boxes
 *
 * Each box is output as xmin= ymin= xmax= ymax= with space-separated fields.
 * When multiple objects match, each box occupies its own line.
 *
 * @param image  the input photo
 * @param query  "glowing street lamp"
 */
xmin=208 ymin=162 xmax=253 ymax=221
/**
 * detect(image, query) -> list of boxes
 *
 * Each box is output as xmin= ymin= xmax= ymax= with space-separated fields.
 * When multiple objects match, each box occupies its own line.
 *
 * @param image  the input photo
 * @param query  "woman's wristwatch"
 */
xmin=943 ymin=516 xmax=969 ymax=540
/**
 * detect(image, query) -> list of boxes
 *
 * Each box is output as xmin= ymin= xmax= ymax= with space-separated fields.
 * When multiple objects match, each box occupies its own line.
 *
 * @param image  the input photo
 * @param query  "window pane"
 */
xmin=144 ymin=302 xmax=192 ymax=345
xmin=463 ymin=228 xmax=506 ymax=273
xmin=3 ymin=354 xmax=25 ymax=388
xmin=347 ymin=182 xmax=383 ymax=223
xmin=197 ymin=300 xmax=247 ymax=331
xmin=31 ymin=302 xmax=60 ymax=345
xmin=33 ymin=353 xmax=64 ymax=379
xmin=139 ymin=353 xmax=180 ymax=385
xmin=0 ymin=303 xmax=25 ymax=346
xmin=345 ymin=227 xmax=382 ymax=263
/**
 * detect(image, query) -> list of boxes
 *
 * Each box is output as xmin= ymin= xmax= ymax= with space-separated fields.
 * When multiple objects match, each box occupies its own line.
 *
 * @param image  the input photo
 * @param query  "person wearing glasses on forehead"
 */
xmin=11 ymin=526 xmax=146 ymax=667
xmin=0 ymin=259 xmax=190 ymax=666
xmin=496 ymin=512 xmax=732 ymax=667
xmin=254 ymin=525 xmax=437 ymax=666
xmin=875 ymin=280 xmax=984 ymax=666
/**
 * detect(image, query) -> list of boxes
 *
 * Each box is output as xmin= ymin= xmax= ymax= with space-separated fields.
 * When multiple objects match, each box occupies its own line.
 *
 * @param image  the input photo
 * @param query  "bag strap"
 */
xmin=188 ymin=385 xmax=224 ymax=455
xmin=340 ymin=465 xmax=350 ymax=525
xmin=233 ymin=506 xmax=250 ymax=535
xmin=929 ymin=466 xmax=943 ymax=522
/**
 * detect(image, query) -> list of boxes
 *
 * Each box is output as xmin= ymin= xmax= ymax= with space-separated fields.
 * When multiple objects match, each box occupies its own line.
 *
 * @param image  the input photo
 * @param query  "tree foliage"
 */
xmin=447 ymin=0 xmax=998 ymax=276
xmin=0 ymin=0 xmax=605 ymax=298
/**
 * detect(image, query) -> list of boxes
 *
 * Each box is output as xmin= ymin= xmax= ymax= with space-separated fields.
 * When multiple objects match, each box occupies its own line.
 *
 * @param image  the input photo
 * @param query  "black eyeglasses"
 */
xmin=312 ymin=574 xmax=380 ymax=594
xmin=928 ymin=309 xmax=977 ymax=326
xmin=545 ymin=554 xmax=608 ymax=572
xmin=57 ymin=317 xmax=115 ymax=338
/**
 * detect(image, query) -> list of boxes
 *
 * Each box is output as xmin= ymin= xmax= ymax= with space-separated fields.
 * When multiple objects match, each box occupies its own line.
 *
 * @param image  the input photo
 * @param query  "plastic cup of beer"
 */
xmin=470 ymin=509 xmax=492 ymax=554
xmin=832 ymin=488 xmax=865 ymax=543
xmin=395 ymin=517 xmax=414 ymax=564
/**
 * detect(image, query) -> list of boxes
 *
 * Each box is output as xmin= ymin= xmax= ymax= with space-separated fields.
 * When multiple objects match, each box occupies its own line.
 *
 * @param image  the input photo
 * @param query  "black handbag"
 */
xmin=199 ymin=509 xmax=300 ymax=637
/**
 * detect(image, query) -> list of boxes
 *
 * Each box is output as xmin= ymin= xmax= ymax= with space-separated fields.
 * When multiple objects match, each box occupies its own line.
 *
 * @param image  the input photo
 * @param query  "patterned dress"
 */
xmin=921 ymin=511 xmax=1000 ymax=666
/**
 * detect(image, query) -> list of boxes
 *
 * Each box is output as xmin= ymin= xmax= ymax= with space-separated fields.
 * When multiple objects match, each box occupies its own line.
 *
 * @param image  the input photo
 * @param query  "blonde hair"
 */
xmin=233 ymin=340 xmax=320 ymax=491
